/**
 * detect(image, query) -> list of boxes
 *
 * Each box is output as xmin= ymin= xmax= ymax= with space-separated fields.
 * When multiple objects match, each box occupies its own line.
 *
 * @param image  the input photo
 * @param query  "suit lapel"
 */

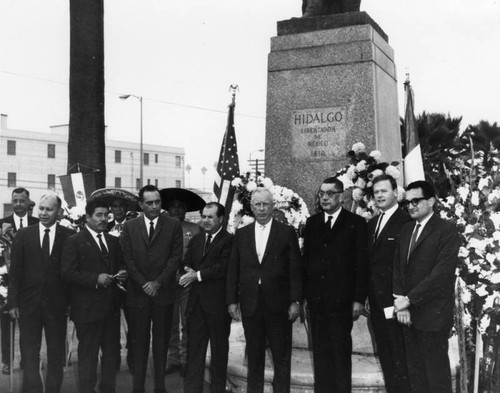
xmin=261 ymin=221 xmax=278 ymax=264
xmin=83 ymin=228 xmax=109 ymax=266
xmin=409 ymin=214 xmax=437 ymax=257
xmin=325 ymin=209 xmax=346 ymax=242
xmin=138 ymin=217 xmax=149 ymax=245
xmin=374 ymin=209 xmax=399 ymax=247
xmin=246 ymin=223 xmax=259 ymax=262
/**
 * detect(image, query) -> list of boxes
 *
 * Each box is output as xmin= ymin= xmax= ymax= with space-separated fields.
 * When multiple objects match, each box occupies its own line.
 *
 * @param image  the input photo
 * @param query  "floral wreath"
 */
xmin=0 ymin=224 xmax=15 ymax=310
xmin=229 ymin=173 xmax=310 ymax=243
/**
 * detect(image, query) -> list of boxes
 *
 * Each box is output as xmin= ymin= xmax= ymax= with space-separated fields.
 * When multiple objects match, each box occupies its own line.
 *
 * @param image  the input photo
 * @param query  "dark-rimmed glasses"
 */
xmin=402 ymin=197 xmax=427 ymax=208
xmin=317 ymin=191 xmax=343 ymax=199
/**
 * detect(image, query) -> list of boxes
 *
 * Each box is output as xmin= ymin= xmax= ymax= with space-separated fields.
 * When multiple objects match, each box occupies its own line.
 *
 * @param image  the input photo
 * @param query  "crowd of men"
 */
xmin=0 ymin=175 xmax=460 ymax=393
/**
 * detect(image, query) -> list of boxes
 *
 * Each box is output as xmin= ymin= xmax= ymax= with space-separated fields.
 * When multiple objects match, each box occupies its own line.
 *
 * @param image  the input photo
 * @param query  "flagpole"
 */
xmin=219 ymin=85 xmax=239 ymax=182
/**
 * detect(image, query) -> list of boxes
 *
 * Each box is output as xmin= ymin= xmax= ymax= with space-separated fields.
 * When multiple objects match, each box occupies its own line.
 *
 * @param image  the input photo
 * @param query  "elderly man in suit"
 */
xmin=367 ymin=174 xmax=411 ymax=393
xmin=8 ymin=193 xmax=73 ymax=393
xmin=120 ymin=185 xmax=183 ymax=393
xmin=0 ymin=187 xmax=39 ymax=375
xmin=227 ymin=188 xmax=302 ymax=393
xmin=302 ymin=176 xmax=368 ymax=393
xmin=393 ymin=181 xmax=460 ymax=393
xmin=62 ymin=199 xmax=127 ymax=393
xmin=179 ymin=202 xmax=233 ymax=393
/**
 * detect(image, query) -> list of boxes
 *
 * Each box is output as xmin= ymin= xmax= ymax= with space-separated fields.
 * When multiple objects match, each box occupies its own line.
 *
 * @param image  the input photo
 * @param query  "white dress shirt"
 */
xmin=324 ymin=208 xmax=342 ymax=228
xmin=14 ymin=214 xmax=28 ymax=231
xmin=86 ymin=225 xmax=109 ymax=252
xmin=143 ymin=215 xmax=159 ymax=237
xmin=255 ymin=219 xmax=272 ymax=263
xmin=376 ymin=203 xmax=399 ymax=234
xmin=39 ymin=222 xmax=57 ymax=254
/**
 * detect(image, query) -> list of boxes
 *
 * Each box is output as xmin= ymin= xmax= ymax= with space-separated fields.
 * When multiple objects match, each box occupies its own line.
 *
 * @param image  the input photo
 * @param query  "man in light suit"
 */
xmin=302 ymin=177 xmax=368 ymax=393
xmin=8 ymin=193 xmax=73 ymax=393
xmin=367 ymin=174 xmax=411 ymax=393
xmin=393 ymin=180 xmax=460 ymax=393
xmin=120 ymin=185 xmax=183 ymax=393
xmin=227 ymin=188 xmax=302 ymax=393
xmin=62 ymin=199 xmax=127 ymax=393
xmin=0 ymin=187 xmax=39 ymax=375
xmin=179 ymin=202 xmax=233 ymax=393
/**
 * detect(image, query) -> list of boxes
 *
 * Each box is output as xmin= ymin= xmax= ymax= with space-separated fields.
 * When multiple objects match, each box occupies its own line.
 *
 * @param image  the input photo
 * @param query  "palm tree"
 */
xmin=68 ymin=0 xmax=106 ymax=188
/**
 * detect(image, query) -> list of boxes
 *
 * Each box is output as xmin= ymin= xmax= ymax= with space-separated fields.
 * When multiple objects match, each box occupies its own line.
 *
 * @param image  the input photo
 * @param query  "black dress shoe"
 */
xmin=2 ymin=364 xmax=10 ymax=375
xmin=165 ymin=364 xmax=181 ymax=374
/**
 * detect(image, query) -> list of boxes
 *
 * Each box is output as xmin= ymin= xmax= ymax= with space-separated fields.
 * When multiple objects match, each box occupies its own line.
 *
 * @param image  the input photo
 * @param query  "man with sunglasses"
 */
xmin=302 ymin=177 xmax=368 ymax=393
xmin=393 ymin=180 xmax=460 ymax=393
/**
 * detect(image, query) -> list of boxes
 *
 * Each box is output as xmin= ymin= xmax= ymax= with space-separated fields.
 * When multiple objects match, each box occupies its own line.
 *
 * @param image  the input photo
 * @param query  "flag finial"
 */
xmin=229 ymin=84 xmax=239 ymax=106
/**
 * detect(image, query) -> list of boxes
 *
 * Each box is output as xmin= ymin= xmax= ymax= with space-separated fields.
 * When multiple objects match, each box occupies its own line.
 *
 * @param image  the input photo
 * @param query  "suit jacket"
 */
xmin=0 ymin=214 xmax=39 ymax=233
xmin=7 ymin=223 xmax=74 ymax=318
xmin=303 ymin=208 xmax=368 ymax=313
xmin=393 ymin=213 xmax=460 ymax=331
xmin=368 ymin=207 xmax=411 ymax=310
xmin=226 ymin=220 xmax=302 ymax=318
xmin=120 ymin=214 xmax=183 ymax=307
xmin=61 ymin=228 xmax=125 ymax=324
xmin=184 ymin=229 xmax=233 ymax=316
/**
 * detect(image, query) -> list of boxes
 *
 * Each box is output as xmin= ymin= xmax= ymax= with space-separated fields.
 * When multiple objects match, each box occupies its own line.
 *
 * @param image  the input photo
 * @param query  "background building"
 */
xmin=0 ymin=114 xmax=185 ymax=217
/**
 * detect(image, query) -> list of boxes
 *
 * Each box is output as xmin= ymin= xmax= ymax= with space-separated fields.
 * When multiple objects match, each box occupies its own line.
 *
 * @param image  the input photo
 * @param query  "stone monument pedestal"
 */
xmin=265 ymin=12 xmax=401 ymax=208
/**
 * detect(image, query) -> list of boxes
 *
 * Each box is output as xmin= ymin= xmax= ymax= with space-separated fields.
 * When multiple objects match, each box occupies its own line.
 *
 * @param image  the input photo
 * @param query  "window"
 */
xmin=144 ymin=153 xmax=149 ymax=166
xmin=136 ymin=178 xmax=141 ymax=191
xmin=115 ymin=150 xmax=121 ymax=163
xmin=47 ymin=144 xmax=55 ymax=158
xmin=155 ymin=154 xmax=159 ymax=163
xmin=175 ymin=180 xmax=181 ymax=188
xmin=115 ymin=177 xmax=121 ymax=188
xmin=7 ymin=172 xmax=16 ymax=187
xmin=47 ymin=174 xmax=56 ymax=190
xmin=147 ymin=179 xmax=151 ymax=185
xmin=175 ymin=156 xmax=181 ymax=168
xmin=7 ymin=140 xmax=16 ymax=155
xmin=155 ymin=179 xmax=158 ymax=187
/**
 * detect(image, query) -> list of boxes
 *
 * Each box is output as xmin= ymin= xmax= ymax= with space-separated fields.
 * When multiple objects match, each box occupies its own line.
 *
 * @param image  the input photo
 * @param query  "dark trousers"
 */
xmin=168 ymin=284 xmax=190 ymax=366
xmin=75 ymin=309 xmax=121 ymax=393
xmin=1 ymin=311 xmax=15 ymax=365
xmin=241 ymin=290 xmax=292 ymax=393
xmin=184 ymin=298 xmax=231 ymax=393
xmin=403 ymin=327 xmax=452 ymax=393
xmin=18 ymin=306 xmax=66 ymax=393
xmin=128 ymin=301 xmax=173 ymax=393
xmin=309 ymin=308 xmax=352 ymax=393
xmin=369 ymin=301 xmax=410 ymax=393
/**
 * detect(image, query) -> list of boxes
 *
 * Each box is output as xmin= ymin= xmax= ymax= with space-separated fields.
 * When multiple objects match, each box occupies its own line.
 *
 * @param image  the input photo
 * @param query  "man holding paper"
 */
xmin=367 ymin=174 xmax=411 ymax=393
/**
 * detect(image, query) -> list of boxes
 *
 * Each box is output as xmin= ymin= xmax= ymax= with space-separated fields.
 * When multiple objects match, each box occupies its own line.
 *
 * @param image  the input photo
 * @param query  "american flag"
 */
xmin=214 ymin=100 xmax=240 ymax=221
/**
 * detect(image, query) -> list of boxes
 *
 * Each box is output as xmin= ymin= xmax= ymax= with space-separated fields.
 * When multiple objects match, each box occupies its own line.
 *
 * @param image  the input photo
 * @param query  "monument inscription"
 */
xmin=291 ymin=106 xmax=347 ymax=160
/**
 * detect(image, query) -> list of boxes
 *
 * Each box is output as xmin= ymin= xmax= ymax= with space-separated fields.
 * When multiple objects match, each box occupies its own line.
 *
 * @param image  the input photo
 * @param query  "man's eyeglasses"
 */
xmin=402 ymin=197 xmax=427 ymax=208
xmin=317 ymin=191 xmax=343 ymax=198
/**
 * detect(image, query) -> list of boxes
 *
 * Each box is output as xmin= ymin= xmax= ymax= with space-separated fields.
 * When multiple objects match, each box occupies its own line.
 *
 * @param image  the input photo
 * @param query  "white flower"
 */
xmin=457 ymin=185 xmax=470 ymax=202
xmin=490 ymin=212 xmax=500 ymax=230
xmin=396 ymin=186 xmax=406 ymax=202
xmin=239 ymin=215 xmax=255 ymax=227
xmin=384 ymin=165 xmax=400 ymax=179
xmin=462 ymin=311 xmax=472 ymax=326
xmin=464 ymin=225 xmax=475 ymax=235
xmin=281 ymin=188 xmax=294 ymax=199
xmin=458 ymin=247 xmax=469 ymax=258
xmin=246 ymin=181 xmax=257 ymax=192
xmin=476 ymin=285 xmax=489 ymax=297
xmin=471 ymin=191 xmax=480 ymax=206
xmin=478 ymin=177 xmax=491 ymax=190
xmin=493 ymin=231 xmax=500 ymax=242
xmin=490 ymin=272 xmax=500 ymax=284
xmin=352 ymin=142 xmax=366 ymax=154
xmin=346 ymin=165 xmax=357 ymax=180
xmin=369 ymin=169 xmax=384 ymax=179
xmin=469 ymin=237 xmax=487 ymax=252
xmin=0 ymin=265 xmax=7 ymax=275
xmin=479 ymin=314 xmax=491 ymax=333
xmin=352 ymin=188 xmax=364 ymax=202
xmin=261 ymin=178 xmax=274 ymax=189
xmin=355 ymin=178 xmax=367 ymax=189
xmin=0 ymin=286 xmax=7 ymax=299
xmin=461 ymin=288 xmax=472 ymax=304
xmin=486 ymin=253 xmax=497 ymax=264
xmin=231 ymin=178 xmax=242 ymax=187
xmin=369 ymin=150 xmax=382 ymax=162
xmin=446 ymin=196 xmax=455 ymax=205
xmin=454 ymin=204 xmax=465 ymax=218
xmin=356 ymin=160 xmax=367 ymax=172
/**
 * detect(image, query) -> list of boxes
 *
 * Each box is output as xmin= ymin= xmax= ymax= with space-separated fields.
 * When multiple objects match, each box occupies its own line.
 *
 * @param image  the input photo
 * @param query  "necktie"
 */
xmin=407 ymin=223 xmax=421 ymax=260
xmin=257 ymin=225 xmax=265 ymax=263
xmin=42 ymin=228 xmax=50 ymax=258
xmin=325 ymin=215 xmax=333 ymax=230
xmin=19 ymin=218 xmax=24 ymax=229
xmin=149 ymin=221 xmax=155 ymax=243
xmin=204 ymin=234 xmax=212 ymax=255
xmin=374 ymin=213 xmax=385 ymax=243
xmin=97 ymin=234 xmax=109 ymax=256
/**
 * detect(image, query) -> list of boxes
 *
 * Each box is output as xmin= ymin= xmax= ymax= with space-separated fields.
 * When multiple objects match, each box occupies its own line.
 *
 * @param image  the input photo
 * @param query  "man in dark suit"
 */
xmin=393 ymin=181 xmax=460 ymax=393
xmin=107 ymin=197 xmax=129 ymax=233
xmin=62 ymin=199 xmax=127 ymax=393
xmin=179 ymin=202 xmax=233 ymax=393
xmin=120 ymin=185 xmax=183 ymax=393
xmin=0 ymin=187 xmax=39 ymax=375
xmin=367 ymin=174 xmax=411 ymax=393
xmin=7 ymin=193 xmax=73 ymax=393
xmin=227 ymin=188 xmax=302 ymax=393
xmin=302 ymin=177 xmax=368 ymax=393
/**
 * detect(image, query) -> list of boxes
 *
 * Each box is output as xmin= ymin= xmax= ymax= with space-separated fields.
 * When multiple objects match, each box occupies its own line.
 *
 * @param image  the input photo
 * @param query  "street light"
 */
xmin=120 ymin=94 xmax=143 ymax=188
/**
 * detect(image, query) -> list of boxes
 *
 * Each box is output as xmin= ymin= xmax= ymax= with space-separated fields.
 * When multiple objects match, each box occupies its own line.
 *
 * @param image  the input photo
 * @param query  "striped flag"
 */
xmin=214 ymin=100 xmax=240 ymax=222
xmin=403 ymin=77 xmax=425 ymax=186
xmin=59 ymin=172 xmax=96 ymax=209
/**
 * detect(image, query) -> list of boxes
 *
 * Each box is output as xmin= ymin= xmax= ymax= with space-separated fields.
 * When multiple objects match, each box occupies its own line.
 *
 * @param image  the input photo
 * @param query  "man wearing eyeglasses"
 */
xmin=302 ymin=177 xmax=368 ymax=393
xmin=393 ymin=180 xmax=460 ymax=393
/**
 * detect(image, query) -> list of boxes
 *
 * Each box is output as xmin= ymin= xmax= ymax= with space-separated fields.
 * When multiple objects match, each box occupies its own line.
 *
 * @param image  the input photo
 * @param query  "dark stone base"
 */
xmin=277 ymin=11 xmax=388 ymax=42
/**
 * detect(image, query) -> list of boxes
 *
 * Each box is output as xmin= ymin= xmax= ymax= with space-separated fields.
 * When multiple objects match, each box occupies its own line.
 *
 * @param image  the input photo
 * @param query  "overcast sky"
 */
xmin=1 ymin=0 xmax=499 ymax=190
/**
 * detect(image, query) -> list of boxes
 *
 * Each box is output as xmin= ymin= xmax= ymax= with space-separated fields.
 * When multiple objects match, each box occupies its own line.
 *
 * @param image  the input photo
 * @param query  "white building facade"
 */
xmin=0 ymin=114 xmax=185 ymax=216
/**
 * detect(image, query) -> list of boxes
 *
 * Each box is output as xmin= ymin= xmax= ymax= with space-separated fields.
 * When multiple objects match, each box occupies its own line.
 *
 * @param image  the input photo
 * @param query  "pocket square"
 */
xmin=388 ymin=237 xmax=395 ymax=240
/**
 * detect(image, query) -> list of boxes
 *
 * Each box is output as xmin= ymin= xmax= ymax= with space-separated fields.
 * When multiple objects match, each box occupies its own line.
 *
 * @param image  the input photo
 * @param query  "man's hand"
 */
xmin=179 ymin=266 xmax=197 ymax=287
xmin=393 ymin=294 xmax=411 ymax=313
xmin=143 ymin=280 xmax=161 ymax=297
xmin=97 ymin=273 xmax=113 ymax=288
xmin=228 ymin=303 xmax=241 ymax=321
xmin=9 ymin=308 xmax=19 ymax=320
xmin=352 ymin=301 xmax=364 ymax=321
xmin=114 ymin=270 xmax=128 ymax=283
xmin=288 ymin=302 xmax=300 ymax=322
xmin=364 ymin=298 xmax=371 ymax=315
xmin=396 ymin=309 xmax=412 ymax=326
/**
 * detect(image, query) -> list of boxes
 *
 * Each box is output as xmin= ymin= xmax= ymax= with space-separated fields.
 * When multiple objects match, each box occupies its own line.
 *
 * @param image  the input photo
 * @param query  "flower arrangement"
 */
xmin=229 ymin=173 xmax=309 ymax=243
xmin=336 ymin=142 xmax=404 ymax=221
xmin=59 ymin=202 xmax=86 ymax=232
xmin=0 ymin=224 xmax=15 ymax=310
